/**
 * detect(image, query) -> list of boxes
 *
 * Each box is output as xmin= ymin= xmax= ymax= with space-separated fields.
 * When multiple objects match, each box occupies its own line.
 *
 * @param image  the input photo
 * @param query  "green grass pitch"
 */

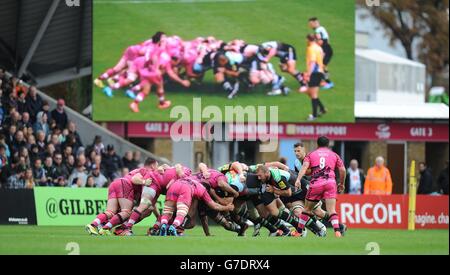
xmin=0 ymin=226 xmax=447 ymax=255
xmin=92 ymin=0 xmax=355 ymax=123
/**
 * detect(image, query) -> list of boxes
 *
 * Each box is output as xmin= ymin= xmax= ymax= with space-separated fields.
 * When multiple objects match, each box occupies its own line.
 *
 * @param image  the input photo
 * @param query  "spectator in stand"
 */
xmin=63 ymin=145 xmax=73 ymax=160
xmin=93 ymin=154 xmax=102 ymax=173
xmin=19 ymin=147 xmax=31 ymax=167
xmin=0 ymin=145 xmax=8 ymax=176
xmin=122 ymin=151 xmax=134 ymax=171
xmin=4 ymin=110 xmax=20 ymax=129
xmin=86 ymin=150 xmax=97 ymax=171
xmin=26 ymin=135 xmax=36 ymax=151
xmin=17 ymin=90 xmax=27 ymax=114
xmin=437 ymin=161 xmax=449 ymax=195
xmin=48 ymin=119 xmax=58 ymax=134
xmin=35 ymin=130 xmax=46 ymax=156
xmin=21 ymin=112 xmax=32 ymax=129
xmin=6 ymin=93 xmax=17 ymax=113
xmin=25 ymin=85 xmax=43 ymax=123
xmin=68 ymin=154 xmax=88 ymax=187
xmin=91 ymin=166 xmax=108 ymax=188
xmin=102 ymin=144 xmax=122 ymax=180
xmin=364 ymin=156 xmax=393 ymax=195
xmin=49 ymin=133 xmax=61 ymax=152
xmin=53 ymin=152 xmax=69 ymax=184
xmin=5 ymin=124 xmax=16 ymax=148
xmin=13 ymin=78 xmax=27 ymax=97
xmin=50 ymin=99 xmax=68 ymax=130
xmin=24 ymin=168 xmax=35 ymax=189
xmin=33 ymin=111 xmax=50 ymax=137
xmin=121 ymin=167 xmax=129 ymax=177
xmin=7 ymin=166 xmax=26 ymax=189
xmin=130 ymin=151 xmax=141 ymax=170
xmin=59 ymin=128 xmax=69 ymax=144
xmin=41 ymin=100 xmax=51 ymax=118
xmin=12 ymin=130 xmax=27 ymax=155
xmin=345 ymin=159 xmax=365 ymax=195
xmin=63 ymin=134 xmax=80 ymax=157
xmin=90 ymin=135 xmax=105 ymax=155
xmin=43 ymin=156 xmax=56 ymax=186
xmin=86 ymin=175 xmax=96 ymax=188
xmin=17 ymin=156 xmax=28 ymax=174
xmin=28 ymin=144 xmax=40 ymax=165
xmin=32 ymin=158 xmax=47 ymax=186
xmin=1 ymin=156 xmax=18 ymax=185
xmin=71 ymin=177 xmax=84 ymax=188
xmin=65 ymin=154 xmax=75 ymax=175
xmin=55 ymin=176 xmax=67 ymax=187
xmin=418 ymin=162 xmax=433 ymax=194
xmin=0 ymin=134 xmax=11 ymax=159
xmin=44 ymin=143 xmax=56 ymax=160
xmin=67 ymin=121 xmax=83 ymax=148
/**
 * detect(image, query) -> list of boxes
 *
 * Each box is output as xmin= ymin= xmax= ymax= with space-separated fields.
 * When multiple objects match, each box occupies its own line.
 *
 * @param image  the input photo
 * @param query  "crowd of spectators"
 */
xmin=0 ymin=68 xmax=144 ymax=189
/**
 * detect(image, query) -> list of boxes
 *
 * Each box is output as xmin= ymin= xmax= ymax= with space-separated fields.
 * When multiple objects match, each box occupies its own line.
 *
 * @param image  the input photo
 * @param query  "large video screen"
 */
xmin=92 ymin=0 xmax=355 ymax=123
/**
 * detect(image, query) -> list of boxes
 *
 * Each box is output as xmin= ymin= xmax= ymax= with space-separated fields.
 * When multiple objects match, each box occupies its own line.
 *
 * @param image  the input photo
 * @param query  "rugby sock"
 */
xmin=312 ymin=99 xmax=319 ymax=118
xmin=112 ymin=82 xmax=121 ymax=89
xmin=268 ymin=215 xmax=290 ymax=234
xmin=278 ymin=209 xmax=300 ymax=228
xmin=294 ymin=72 xmax=305 ymax=85
xmin=329 ymin=213 xmax=341 ymax=232
xmin=158 ymin=96 xmax=166 ymax=104
xmin=298 ymin=212 xmax=313 ymax=233
xmin=132 ymin=84 xmax=142 ymax=92
xmin=91 ymin=213 xmax=108 ymax=227
xmin=173 ymin=215 xmax=185 ymax=228
xmin=216 ymin=215 xmax=240 ymax=233
xmin=306 ymin=216 xmax=323 ymax=235
xmin=160 ymin=215 xmax=169 ymax=225
xmin=231 ymin=212 xmax=248 ymax=228
xmin=272 ymin=75 xmax=281 ymax=90
xmin=249 ymin=216 xmax=277 ymax=233
xmin=222 ymin=81 xmax=233 ymax=93
xmin=126 ymin=209 xmax=142 ymax=228
xmin=173 ymin=204 xmax=189 ymax=228
xmin=135 ymin=92 xmax=146 ymax=103
xmin=317 ymin=99 xmax=326 ymax=113
xmin=324 ymin=70 xmax=331 ymax=83
xmin=261 ymin=218 xmax=278 ymax=233
xmin=103 ymin=213 xmax=124 ymax=229
xmin=100 ymin=69 xmax=115 ymax=80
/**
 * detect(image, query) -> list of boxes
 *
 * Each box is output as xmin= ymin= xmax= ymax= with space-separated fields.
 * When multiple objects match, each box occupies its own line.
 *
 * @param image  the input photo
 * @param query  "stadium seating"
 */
xmin=0 ymin=69 xmax=169 ymax=189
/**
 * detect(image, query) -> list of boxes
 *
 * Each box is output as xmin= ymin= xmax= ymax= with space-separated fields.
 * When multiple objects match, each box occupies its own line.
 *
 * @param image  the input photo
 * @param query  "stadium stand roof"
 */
xmin=356 ymin=48 xmax=426 ymax=68
xmin=0 ymin=0 xmax=92 ymax=87
xmin=355 ymin=101 xmax=449 ymax=120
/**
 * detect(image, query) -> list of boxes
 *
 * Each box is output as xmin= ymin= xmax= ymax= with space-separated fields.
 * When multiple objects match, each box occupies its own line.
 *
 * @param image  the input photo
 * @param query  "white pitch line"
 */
xmin=94 ymin=0 xmax=256 ymax=4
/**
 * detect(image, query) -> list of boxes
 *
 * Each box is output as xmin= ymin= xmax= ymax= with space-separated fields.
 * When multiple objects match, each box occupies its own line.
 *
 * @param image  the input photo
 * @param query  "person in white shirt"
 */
xmin=345 ymin=159 xmax=365 ymax=195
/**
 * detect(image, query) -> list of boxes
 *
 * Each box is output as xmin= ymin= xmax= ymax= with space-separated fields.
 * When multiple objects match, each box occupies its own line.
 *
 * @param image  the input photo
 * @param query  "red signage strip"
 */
xmin=229 ymin=123 xmax=449 ymax=141
xmin=336 ymin=194 xmax=449 ymax=229
xmin=127 ymin=122 xmax=449 ymax=142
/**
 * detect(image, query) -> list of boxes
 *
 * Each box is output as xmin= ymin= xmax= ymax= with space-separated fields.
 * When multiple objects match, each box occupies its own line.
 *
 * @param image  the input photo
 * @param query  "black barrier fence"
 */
xmin=0 ymin=189 xmax=37 ymax=225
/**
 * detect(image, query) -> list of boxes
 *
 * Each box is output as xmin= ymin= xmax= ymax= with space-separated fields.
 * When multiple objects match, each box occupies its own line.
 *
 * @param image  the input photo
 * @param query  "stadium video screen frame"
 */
xmin=92 ymin=0 xmax=355 ymax=123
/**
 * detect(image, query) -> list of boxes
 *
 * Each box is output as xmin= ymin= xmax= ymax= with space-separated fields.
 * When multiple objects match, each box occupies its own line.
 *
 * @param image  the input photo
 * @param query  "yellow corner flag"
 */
xmin=408 ymin=160 xmax=417 ymax=230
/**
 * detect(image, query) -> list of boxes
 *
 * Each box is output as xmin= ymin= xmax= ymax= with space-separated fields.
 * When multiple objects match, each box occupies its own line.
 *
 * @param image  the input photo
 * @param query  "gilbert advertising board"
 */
xmin=337 ymin=195 xmax=449 ymax=229
xmin=33 ymin=187 xmax=164 ymax=226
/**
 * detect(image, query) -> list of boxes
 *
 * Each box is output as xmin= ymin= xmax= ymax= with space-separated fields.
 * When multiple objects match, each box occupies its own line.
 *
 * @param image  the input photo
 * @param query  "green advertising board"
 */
xmin=33 ymin=187 xmax=164 ymax=226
